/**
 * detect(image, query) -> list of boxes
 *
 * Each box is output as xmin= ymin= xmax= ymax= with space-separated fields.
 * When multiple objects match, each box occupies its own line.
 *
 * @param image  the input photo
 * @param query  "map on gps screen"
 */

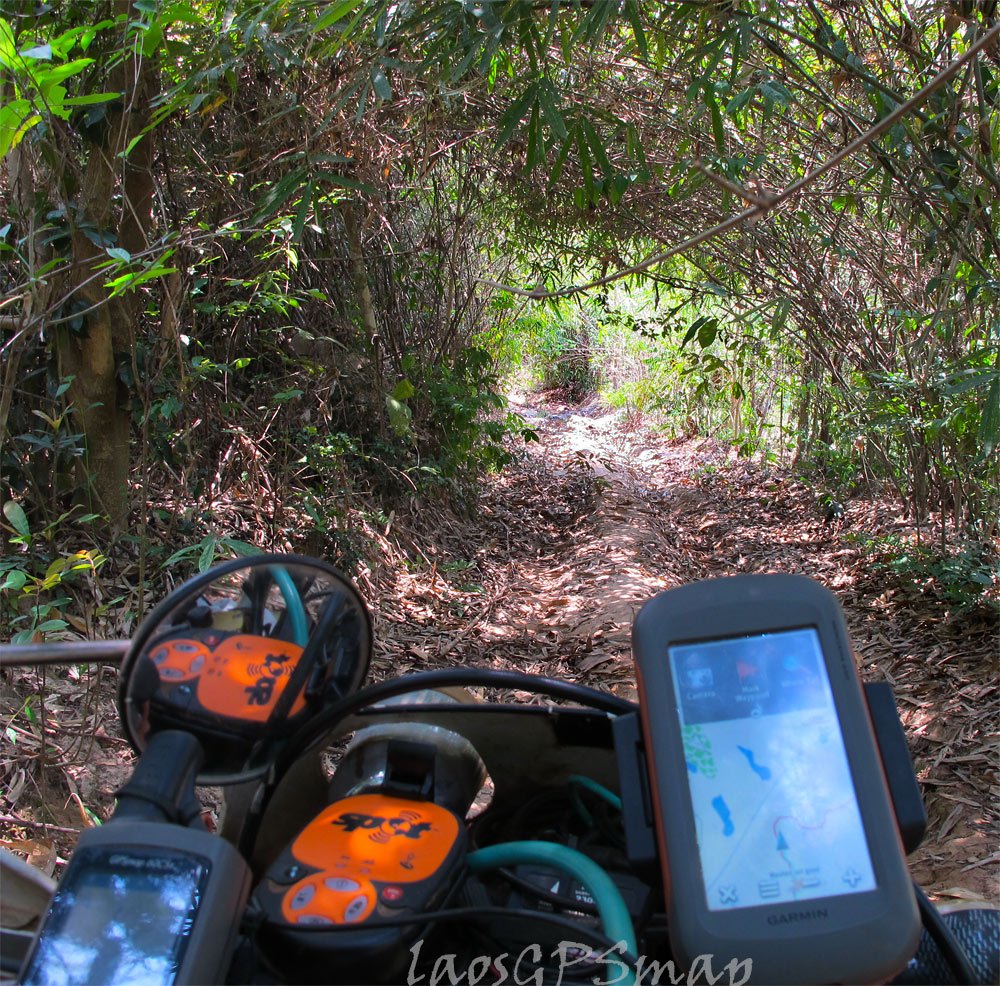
xmin=668 ymin=628 xmax=877 ymax=911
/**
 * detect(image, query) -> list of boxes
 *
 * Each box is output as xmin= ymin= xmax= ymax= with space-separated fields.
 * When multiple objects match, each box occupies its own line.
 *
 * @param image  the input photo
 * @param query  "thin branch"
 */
xmin=480 ymin=18 xmax=1000 ymax=301
xmin=0 ymin=813 xmax=81 ymax=836
xmin=692 ymin=160 xmax=773 ymax=208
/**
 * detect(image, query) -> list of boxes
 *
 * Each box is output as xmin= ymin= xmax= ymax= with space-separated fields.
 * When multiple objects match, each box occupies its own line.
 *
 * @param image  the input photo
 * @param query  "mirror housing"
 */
xmin=118 ymin=554 xmax=372 ymax=784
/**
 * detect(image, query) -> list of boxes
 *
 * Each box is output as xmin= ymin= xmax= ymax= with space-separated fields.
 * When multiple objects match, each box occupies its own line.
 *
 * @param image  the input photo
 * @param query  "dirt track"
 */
xmin=373 ymin=393 xmax=998 ymax=903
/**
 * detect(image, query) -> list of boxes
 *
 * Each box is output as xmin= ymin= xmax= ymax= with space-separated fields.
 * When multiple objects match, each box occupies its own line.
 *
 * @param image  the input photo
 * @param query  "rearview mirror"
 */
xmin=118 ymin=554 xmax=372 ymax=784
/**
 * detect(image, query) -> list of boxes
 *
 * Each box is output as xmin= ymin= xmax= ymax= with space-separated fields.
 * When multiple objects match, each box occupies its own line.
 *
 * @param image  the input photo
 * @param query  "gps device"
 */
xmin=633 ymin=574 xmax=920 ymax=985
xmin=254 ymin=791 xmax=468 ymax=983
xmin=18 ymin=822 xmax=250 ymax=986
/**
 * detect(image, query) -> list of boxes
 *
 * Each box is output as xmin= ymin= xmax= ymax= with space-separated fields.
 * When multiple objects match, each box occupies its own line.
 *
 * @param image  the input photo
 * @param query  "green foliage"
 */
xmin=0 ymin=15 xmax=118 ymax=158
xmin=0 ymin=532 xmax=106 ymax=644
xmin=858 ymin=535 xmax=999 ymax=614
xmin=409 ymin=348 xmax=537 ymax=479
xmin=163 ymin=536 xmax=260 ymax=573
xmin=502 ymin=302 xmax=598 ymax=397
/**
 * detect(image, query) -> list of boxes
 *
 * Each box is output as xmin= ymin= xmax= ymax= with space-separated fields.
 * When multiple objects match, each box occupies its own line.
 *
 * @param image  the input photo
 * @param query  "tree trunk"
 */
xmin=342 ymin=199 xmax=385 ymax=433
xmin=55 ymin=14 xmax=155 ymax=530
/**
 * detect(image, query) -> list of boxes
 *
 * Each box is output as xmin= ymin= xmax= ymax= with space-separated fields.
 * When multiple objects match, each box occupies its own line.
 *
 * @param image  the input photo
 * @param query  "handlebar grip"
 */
xmin=112 ymin=730 xmax=205 ymax=825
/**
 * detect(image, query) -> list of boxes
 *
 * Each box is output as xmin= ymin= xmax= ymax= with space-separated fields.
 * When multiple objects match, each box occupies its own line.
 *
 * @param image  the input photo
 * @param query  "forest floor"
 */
xmin=1 ymin=390 xmax=997 ymax=907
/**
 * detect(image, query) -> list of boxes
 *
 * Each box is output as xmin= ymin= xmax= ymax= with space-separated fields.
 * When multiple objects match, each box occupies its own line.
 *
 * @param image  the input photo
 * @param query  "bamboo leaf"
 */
xmin=62 ymin=92 xmax=122 ymax=106
xmin=371 ymin=65 xmax=392 ymax=102
xmin=977 ymin=376 xmax=1000 ymax=460
xmin=292 ymin=180 xmax=314 ymax=243
xmin=3 ymin=501 xmax=31 ymax=539
xmin=494 ymin=80 xmax=538 ymax=149
xmin=581 ymin=116 xmax=613 ymax=180
xmin=313 ymin=1 xmax=358 ymax=32
xmin=537 ymin=80 xmax=568 ymax=141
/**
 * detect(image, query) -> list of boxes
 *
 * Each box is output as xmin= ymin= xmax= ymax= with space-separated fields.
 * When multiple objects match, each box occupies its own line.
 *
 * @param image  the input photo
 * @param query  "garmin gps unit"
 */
xmin=18 ymin=821 xmax=250 ymax=986
xmin=633 ymin=574 xmax=920 ymax=985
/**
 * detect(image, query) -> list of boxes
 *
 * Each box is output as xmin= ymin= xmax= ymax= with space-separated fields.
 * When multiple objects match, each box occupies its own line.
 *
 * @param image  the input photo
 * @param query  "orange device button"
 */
xmin=149 ymin=639 xmax=210 ymax=682
xmin=281 ymin=872 xmax=377 ymax=925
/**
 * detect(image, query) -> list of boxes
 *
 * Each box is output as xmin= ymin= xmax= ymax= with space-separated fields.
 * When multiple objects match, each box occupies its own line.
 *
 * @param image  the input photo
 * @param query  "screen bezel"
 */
xmin=636 ymin=586 xmax=906 ymax=943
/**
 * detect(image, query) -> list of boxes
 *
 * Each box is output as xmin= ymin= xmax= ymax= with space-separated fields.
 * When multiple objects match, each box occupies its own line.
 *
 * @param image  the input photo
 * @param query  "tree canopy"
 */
xmin=1 ymin=0 xmax=998 ymax=619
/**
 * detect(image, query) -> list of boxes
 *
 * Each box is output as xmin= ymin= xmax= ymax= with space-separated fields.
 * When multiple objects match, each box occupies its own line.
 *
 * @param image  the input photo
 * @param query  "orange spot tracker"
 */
xmin=256 ymin=793 xmax=467 ymax=942
xmin=291 ymin=794 xmax=459 ymax=883
xmin=196 ymin=634 xmax=305 ymax=721
xmin=146 ymin=629 xmax=306 ymax=726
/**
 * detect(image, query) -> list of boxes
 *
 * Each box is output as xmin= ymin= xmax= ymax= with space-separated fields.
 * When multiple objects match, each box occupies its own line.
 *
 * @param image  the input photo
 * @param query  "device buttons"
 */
xmin=380 ymin=885 xmax=405 ymax=905
xmin=288 ymin=882 xmax=316 ymax=910
xmin=718 ymin=885 xmax=739 ymax=905
xmin=325 ymin=877 xmax=360 ymax=892
xmin=344 ymin=895 xmax=370 ymax=922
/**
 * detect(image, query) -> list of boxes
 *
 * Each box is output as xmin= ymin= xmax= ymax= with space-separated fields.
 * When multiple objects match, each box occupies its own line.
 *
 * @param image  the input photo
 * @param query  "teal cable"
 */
xmin=268 ymin=565 xmax=309 ymax=646
xmin=466 ymin=840 xmax=637 ymax=986
xmin=568 ymin=774 xmax=623 ymax=812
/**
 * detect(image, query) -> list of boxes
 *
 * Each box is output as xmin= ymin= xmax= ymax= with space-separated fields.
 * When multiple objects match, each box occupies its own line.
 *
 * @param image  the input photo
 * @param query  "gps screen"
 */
xmin=21 ymin=847 xmax=206 ymax=986
xmin=668 ymin=627 xmax=877 ymax=912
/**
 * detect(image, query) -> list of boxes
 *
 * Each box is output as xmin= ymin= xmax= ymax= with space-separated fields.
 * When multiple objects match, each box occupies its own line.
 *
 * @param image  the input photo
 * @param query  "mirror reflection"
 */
xmin=120 ymin=556 xmax=372 ymax=784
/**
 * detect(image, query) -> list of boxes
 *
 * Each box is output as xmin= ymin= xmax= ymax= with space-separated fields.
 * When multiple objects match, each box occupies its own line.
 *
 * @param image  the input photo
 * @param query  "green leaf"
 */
xmin=62 ymin=92 xmax=122 ymax=106
xmin=33 ymin=619 xmax=70 ymax=635
xmin=0 ymin=101 xmax=42 ymax=158
xmin=141 ymin=21 xmax=164 ymax=57
xmin=197 ymin=536 xmax=218 ymax=572
xmin=391 ymin=378 xmax=415 ymax=401
xmin=622 ymin=0 xmax=648 ymax=62
xmin=106 ymin=247 xmax=131 ymax=262
xmin=371 ymin=66 xmax=392 ymax=102
xmin=37 ymin=57 xmax=94 ymax=86
xmin=494 ymin=81 xmax=538 ymax=149
xmin=706 ymin=91 xmax=725 ymax=153
xmin=292 ymin=179 xmax=314 ymax=242
xmin=682 ymin=315 xmax=719 ymax=348
xmin=580 ymin=116 xmax=613 ymax=180
xmin=698 ymin=317 xmax=719 ymax=348
xmin=315 ymin=170 xmax=367 ymax=192
xmin=524 ymin=103 xmax=542 ymax=171
xmin=976 ymin=376 xmax=1000 ymax=460
xmin=313 ymin=1 xmax=360 ymax=32
xmin=3 ymin=500 xmax=31 ymax=539
xmin=121 ymin=132 xmax=145 ymax=159
xmin=537 ymin=80 xmax=568 ymax=141
xmin=105 ymin=263 xmax=178 ymax=295
xmin=222 ymin=538 xmax=260 ymax=558
xmin=0 ymin=18 xmax=16 ymax=67
xmin=0 ymin=570 xmax=28 ymax=591
xmin=386 ymin=396 xmax=412 ymax=436
xmin=725 ymin=88 xmax=753 ymax=116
